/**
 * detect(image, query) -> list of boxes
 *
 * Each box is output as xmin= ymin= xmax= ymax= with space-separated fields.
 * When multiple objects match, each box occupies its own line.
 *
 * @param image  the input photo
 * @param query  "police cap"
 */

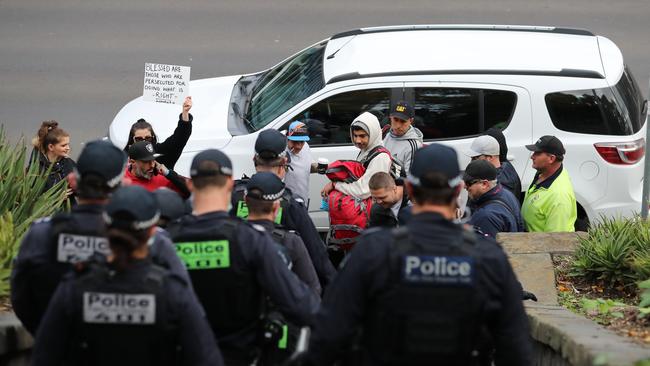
xmin=255 ymin=129 xmax=287 ymax=160
xmin=190 ymin=149 xmax=233 ymax=177
xmin=104 ymin=185 xmax=160 ymax=230
xmin=408 ymin=143 xmax=462 ymax=188
xmin=76 ymin=140 xmax=127 ymax=188
xmin=245 ymin=172 xmax=285 ymax=201
xmin=152 ymin=188 xmax=186 ymax=221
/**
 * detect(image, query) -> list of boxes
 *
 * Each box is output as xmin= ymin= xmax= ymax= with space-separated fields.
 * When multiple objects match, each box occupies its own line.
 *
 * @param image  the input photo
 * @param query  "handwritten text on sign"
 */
xmin=143 ymin=63 xmax=190 ymax=105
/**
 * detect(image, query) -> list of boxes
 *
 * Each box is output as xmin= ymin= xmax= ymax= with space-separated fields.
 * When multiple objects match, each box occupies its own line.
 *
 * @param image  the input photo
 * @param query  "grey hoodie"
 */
xmin=383 ymin=126 xmax=424 ymax=174
xmin=335 ymin=112 xmax=392 ymax=199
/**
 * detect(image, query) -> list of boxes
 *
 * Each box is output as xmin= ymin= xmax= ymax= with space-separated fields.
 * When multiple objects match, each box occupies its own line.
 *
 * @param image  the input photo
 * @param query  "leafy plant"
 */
xmin=581 ymin=298 xmax=626 ymax=319
xmin=638 ymin=279 xmax=650 ymax=318
xmin=0 ymin=126 xmax=68 ymax=297
xmin=572 ymin=215 xmax=650 ymax=284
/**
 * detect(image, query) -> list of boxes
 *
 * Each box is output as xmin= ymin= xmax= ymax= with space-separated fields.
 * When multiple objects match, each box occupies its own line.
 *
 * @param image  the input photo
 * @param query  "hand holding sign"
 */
xmin=143 ymin=63 xmax=191 ymax=105
xmin=181 ymin=96 xmax=192 ymax=122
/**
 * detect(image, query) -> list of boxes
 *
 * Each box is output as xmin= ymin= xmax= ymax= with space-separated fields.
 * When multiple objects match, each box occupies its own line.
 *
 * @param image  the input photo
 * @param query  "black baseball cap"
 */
xmin=153 ymin=188 xmax=186 ymax=221
xmin=104 ymin=185 xmax=160 ymax=230
xmin=408 ymin=143 xmax=462 ymax=188
xmin=389 ymin=100 xmax=415 ymax=121
xmin=76 ymin=140 xmax=127 ymax=188
xmin=525 ymin=135 xmax=566 ymax=156
xmin=255 ymin=129 xmax=287 ymax=160
xmin=463 ymin=160 xmax=497 ymax=183
xmin=128 ymin=141 xmax=156 ymax=161
xmin=245 ymin=172 xmax=285 ymax=201
xmin=190 ymin=149 xmax=233 ymax=177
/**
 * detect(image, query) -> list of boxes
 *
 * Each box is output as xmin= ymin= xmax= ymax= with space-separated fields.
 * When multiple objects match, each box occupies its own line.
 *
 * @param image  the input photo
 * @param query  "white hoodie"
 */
xmin=335 ymin=112 xmax=392 ymax=199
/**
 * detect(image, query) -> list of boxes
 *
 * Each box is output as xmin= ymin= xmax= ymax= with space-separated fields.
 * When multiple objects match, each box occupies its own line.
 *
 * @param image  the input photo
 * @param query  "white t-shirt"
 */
xmin=285 ymin=142 xmax=312 ymax=204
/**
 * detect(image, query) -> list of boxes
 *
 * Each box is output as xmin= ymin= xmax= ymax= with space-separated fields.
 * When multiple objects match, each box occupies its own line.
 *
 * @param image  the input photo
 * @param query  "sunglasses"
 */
xmin=133 ymin=135 xmax=154 ymax=143
xmin=465 ymin=179 xmax=485 ymax=187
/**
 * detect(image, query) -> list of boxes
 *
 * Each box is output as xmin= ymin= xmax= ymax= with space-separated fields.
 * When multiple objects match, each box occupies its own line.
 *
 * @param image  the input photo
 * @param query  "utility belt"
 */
xmin=256 ymin=310 xmax=298 ymax=366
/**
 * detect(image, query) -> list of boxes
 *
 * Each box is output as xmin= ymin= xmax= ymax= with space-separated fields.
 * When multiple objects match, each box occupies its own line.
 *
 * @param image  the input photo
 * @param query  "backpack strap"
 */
xmin=362 ymin=146 xmax=391 ymax=169
xmin=477 ymin=198 xmax=515 ymax=217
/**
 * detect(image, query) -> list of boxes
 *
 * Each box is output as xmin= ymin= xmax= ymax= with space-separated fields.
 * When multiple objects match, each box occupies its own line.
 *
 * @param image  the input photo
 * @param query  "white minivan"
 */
xmin=109 ymin=25 xmax=647 ymax=231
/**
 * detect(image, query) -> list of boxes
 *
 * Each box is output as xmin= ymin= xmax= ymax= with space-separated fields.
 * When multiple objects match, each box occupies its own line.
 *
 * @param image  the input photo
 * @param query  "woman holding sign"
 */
xmin=123 ymin=96 xmax=193 ymax=170
xmin=31 ymin=185 xmax=224 ymax=366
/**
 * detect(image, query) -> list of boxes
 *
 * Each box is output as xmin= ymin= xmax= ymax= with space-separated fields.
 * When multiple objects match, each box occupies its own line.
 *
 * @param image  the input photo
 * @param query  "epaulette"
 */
xmin=250 ymin=223 xmax=266 ymax=232
xmin=33 ymin=216 xmax=52 ymax=224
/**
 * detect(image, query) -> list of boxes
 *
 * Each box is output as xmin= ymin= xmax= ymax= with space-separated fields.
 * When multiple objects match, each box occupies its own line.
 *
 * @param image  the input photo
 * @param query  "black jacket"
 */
xmin=231 ymin=178 xmax=336 ymax=289
xmin=31 ymin=259 xmax=223 ymax=366
xmin=249 ymin=219 xmax=322 ymax=296
xmin=307 ymin=212 xmax=532 ymax=365
xmin=167 ymin=211 xmax=320 ymax=358
xmin=10 ymin=204 xmax=190 ymax=335
xmin=124 ymin=114 xmax=192 ymax=170
xmin=29 ymin=148 xmax=76 ymax=195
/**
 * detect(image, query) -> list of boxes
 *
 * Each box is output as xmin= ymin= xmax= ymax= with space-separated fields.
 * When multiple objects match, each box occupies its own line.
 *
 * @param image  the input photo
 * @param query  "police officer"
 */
xmin=11 ymin=140 xmax=189 ymax=335
xmin=166 ymin=149 xmax=320 ymax=365
xmin=31 ymin=186 xmax=223 ymax=366
xmin=245 ymin=172 xmax=321 ymax=295
xmin=153 ymin=187 xmax=188 ymax=228
xmin=230 ymin=129 xmax=336 ymax=289
xmin=306 ymin=144 xmax=532 ymax=365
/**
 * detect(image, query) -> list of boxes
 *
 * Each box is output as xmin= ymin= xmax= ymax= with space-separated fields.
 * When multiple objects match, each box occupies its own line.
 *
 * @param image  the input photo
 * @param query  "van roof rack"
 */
xmin=326 ymin=69 xmax=604 ymax=84
xmin=330 ymin=25 xmax=594 ymax=40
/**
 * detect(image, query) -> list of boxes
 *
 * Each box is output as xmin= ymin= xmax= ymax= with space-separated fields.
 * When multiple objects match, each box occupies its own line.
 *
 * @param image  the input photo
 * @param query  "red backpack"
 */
xmin=325 ymin=146 xmax=393 ymax=252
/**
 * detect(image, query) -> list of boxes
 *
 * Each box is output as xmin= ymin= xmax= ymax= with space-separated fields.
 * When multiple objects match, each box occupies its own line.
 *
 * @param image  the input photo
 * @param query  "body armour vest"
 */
xmin=69 ymin=262 xmax=177 ymax=366
xmin=364 ymin=227 xmax=486 ymax=366
xmin=29 ymin=210 xmax=111 ymax=327
xmin=167 ymin=216 xmax=263 ymax=344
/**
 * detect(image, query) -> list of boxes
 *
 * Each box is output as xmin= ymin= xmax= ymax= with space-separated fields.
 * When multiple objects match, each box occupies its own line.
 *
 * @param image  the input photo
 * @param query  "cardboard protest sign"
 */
xmin=143 ymin=63 xmax=190 ymax=105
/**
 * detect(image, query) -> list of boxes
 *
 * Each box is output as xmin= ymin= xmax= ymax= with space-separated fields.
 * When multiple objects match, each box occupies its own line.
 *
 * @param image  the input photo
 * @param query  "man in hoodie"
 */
xmin=383 ymin=100 xmax=424 ymax=174
xmin=321 ymin=111 xmax=396 ymax=200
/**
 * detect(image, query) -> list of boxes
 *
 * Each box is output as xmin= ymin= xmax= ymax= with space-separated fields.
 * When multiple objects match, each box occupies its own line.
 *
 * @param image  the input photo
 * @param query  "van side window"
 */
xmin=291 ymin=89 xmax=392 ymax=146
xmin=413 ymin=88 xmax=516 ymax=140
xmin=545 ymin=80 xmax=641 ymax=136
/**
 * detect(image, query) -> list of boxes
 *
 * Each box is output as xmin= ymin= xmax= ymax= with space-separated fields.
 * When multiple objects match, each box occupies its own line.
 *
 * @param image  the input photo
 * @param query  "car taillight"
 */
xmin=594 ymin=138 xmax=645 ymax=165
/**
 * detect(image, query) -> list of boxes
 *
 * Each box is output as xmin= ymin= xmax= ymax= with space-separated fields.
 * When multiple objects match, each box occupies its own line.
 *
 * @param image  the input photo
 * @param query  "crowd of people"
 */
xmin=11 ymin=95 xmax=582 ymax=365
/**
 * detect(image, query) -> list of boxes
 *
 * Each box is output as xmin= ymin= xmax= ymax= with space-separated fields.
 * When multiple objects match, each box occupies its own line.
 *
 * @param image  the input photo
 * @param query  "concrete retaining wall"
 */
xmin=0 ymin=314 xmax=31 ymax=365
xmin=499 ymin=232 xmax=650 ymax=366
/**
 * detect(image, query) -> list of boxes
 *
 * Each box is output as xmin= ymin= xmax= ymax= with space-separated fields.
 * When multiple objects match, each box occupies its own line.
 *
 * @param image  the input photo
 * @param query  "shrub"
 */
xmin=0 ymin=127 xmax=68 ymax=297
xmin=572 ymin=215 xmax=650 ymax=284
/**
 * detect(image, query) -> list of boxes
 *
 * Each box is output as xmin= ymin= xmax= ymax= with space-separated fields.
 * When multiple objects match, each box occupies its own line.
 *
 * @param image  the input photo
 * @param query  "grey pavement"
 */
xmin=1 ymin=0 xmax=649 ymax=158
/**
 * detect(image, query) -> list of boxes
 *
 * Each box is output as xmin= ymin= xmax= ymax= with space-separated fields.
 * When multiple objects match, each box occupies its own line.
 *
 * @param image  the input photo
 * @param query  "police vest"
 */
xmin=363 ymin=226 xmax=486 ymax=366
xmin=69 ymin=262 xmax=178 ymax=366
xmin=50 ymin=211 xmax=111 ymax=264
xmin=24 ymin=210 xmax=112 ymax=331
xmin=166 ymin=216 xmax=263 ymax=344
xmin=233 ymin=178 xmax=291 ymax=226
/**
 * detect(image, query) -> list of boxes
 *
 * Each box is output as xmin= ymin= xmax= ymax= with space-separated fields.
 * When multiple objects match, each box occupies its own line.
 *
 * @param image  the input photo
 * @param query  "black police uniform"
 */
xmin=307 ymin=212 xmax=532 ymax=366
xmin=10 ymin=204 xmax=190 ymax=335
xmin=250 ymin=219 xmax=321 ymax=295
xmin=31 ymin=258 xmax=223 ymax=366
xmin=167 ymin=211 xmax=320 ymax=365
xmin=231 ymin=179 xmax=336 ymax=288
